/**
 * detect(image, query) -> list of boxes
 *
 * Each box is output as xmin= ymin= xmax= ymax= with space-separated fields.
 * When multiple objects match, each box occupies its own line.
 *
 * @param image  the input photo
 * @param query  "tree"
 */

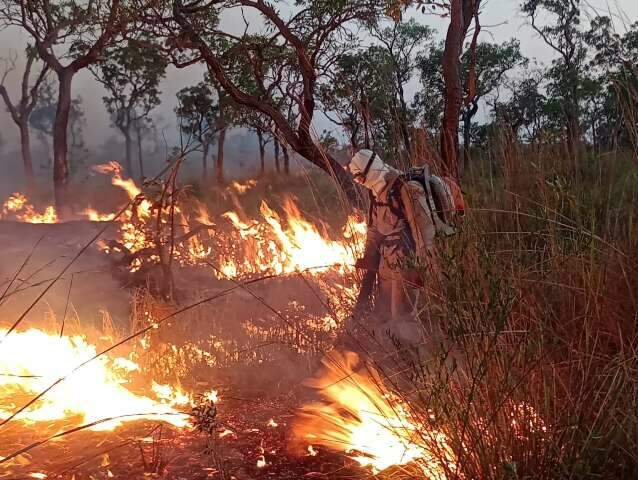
xmin=175 ymin=81 xmax=218 ymax=181
xmin=440 ymin=0 xmax=482 ymax=178
xmin=417 ymin=39 xmax=525 ymax=165
xmin=153 ymin=0 xmax=383 ymax=201
xmin=92 ymin=38 xmax=168 ymax=179
xmin=29 ymin=80 xmax=86 ymax=173
xmin=521 ymin=0 xmax=587 ymax=172
xmin=492 ymin=72 xmax=547 ymax=143
xmin=319 ymin=48 xmax=392 ymax=152
xmin=385 ymin=0 xmax=482 ymax=178
xmin=459 ymin=40 xmax=525 ymax=167
xmin=414 ymin=44 xmax=445 ymax=135
xmin=0 ymin=0 xmax=125 ymax=213
xmin=586 ymin=18 xmax=638 ymax=155
xmin=0 ymin=47 xmax=49 ymax=189
xmin=133 ymin=116 xmax=155 ymax=178
xmin=370 ymin=19 xmax=434 ymax=156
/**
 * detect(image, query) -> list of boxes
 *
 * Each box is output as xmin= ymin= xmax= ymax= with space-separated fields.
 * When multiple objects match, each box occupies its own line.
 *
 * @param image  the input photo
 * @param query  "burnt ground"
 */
xmin=0 ymin=220 xmax=378 ymax=480
xmin=1 ymin=389 xmax=373 ymax=480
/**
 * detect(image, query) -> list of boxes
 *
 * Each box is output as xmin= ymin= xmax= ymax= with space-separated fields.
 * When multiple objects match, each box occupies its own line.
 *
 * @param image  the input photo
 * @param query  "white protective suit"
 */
xmin=349 ymin=150 xmax=437 ymax=323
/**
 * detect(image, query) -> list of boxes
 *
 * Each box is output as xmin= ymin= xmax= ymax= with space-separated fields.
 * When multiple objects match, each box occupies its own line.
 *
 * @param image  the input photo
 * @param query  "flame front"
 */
xmin=218 ymin=199 xmax=365 ymax=279
xmin=0 ymin=164 xmax=367 ymax=283
xmin=0 ymin=328 xmax=204 ymax=431
xmin=292 ymin=351 xmax=456 ymax=476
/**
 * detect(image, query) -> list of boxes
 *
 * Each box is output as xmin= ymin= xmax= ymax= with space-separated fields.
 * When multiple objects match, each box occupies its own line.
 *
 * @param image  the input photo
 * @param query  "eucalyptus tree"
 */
xmin=92 ymin=38 xmax=168 ymax=179
xmin=586 ymin=17 xmax=638 ymax=155
xmin=417 ymin=39 xmax=525 ymax=165
xmin=459 ymin=40 xmax=525 ymax=165
xmin=319 ymin=46 xmax=397 ymax=154
xmin=29 ymin=80 xmax=86 ymax=174
xmin=0 ymin=46 xmax=49 ymax=189
xmin=492 ymin=73 xmax=547 ymax=143
xmin=176 ymin=81 xmax=219 ymax=181
xmin=384 ymin=0 xmax=483 ymax=177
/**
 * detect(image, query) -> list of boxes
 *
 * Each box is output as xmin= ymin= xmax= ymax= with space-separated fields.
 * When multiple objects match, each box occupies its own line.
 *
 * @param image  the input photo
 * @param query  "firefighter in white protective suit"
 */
xmin=347 ymin=149 xmax=439 ymax=339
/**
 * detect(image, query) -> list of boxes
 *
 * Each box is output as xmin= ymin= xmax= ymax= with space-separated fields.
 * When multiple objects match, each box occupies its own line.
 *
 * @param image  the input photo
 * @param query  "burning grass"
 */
xmin=1 ymin=144 xmax=637 ymax=478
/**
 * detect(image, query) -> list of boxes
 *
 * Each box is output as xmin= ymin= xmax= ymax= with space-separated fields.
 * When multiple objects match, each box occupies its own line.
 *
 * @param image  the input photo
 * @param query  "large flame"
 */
xmin=292 ymin=351 xmax=456 ymax=476
xmin=218 ymin=199 xmax=365 ymax=278
xmin=0 ymin=328 xmax=214 ymax=431
xmin=88 ymin=163 xmax=366 ymax=280
xmin=0 ymin=163 xmax=367 ymax=282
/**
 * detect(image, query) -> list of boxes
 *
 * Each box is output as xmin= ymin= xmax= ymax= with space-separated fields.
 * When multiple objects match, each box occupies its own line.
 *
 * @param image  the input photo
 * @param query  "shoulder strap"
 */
xmin=386 ymin=175 xmax=407 ymax=220
xmin=367 ymin=189 xmax=375 ymax=226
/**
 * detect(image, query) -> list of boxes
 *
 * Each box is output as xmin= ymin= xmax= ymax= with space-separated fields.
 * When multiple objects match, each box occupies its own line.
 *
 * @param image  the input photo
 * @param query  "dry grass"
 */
xmin=368 ymin=136 xmax=638 ymax=479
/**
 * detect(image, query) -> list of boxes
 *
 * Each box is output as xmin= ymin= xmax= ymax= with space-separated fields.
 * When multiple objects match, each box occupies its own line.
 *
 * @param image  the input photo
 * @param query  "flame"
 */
xmin=216 ymin=199 xmax=366 ymax=279
xmin=229 ymin=179 xmax=257 ymax=195
xmin=0 ymin=327 xmax=214 ymax=431
xmin=1 ymin=193 xmax=58 ymax=224
xmin=89 ymin=162 xmax=155 ymax=271
xmin=292 ymin=351 xmax=456 ymax=476
xmin=82 ymin=208 xmax=116 ymax=222
xmin=0 ymin=163 xmax=367 ymax=291
xmin=90 ymin=163 xmax=366 ymax=282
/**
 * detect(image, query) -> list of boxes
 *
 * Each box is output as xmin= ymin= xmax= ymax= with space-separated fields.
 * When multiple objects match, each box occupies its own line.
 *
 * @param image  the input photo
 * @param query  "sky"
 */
xmin=0 ymin=0 xmax=637 ymax=155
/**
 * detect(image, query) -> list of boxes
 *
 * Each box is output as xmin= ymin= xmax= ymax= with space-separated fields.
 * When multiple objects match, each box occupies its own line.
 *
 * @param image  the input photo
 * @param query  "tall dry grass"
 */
xmin=373 ymin=129 xmax=638 ymax=478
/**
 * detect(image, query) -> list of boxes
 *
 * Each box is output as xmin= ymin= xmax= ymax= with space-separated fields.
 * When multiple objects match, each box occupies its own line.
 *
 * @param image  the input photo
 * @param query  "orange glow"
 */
xmin=81 ymin=208 xmax=116 ymax=222
xmin=1 ymin=193 xmax=58 ymax=224
xmin=292 ymin=351 xmax=456 ymax=476
xmin=215 ymin=198 xmax=366 ymax=279
xmin=0 ymin=327 xmax=217 ymax=431
xmin=229 ymin=179 xmax=257 ymax=195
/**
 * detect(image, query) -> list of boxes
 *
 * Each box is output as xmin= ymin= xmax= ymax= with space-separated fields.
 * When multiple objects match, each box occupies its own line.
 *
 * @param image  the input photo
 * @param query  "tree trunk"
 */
xmin=396 ymin=82 xmax=412 ymax=156
xmin=462 ymin=102 xmax=479 ymax=172
xmin=53 ymin=70 xmax=74 ymax=215
xmin=567 ymin=112 xmax=580 ymax=176
xmin=216 ymin=127 xmax=226 ymax=184
xmin=19 ymin=120 xmax=35 ymax=191
xmin=462 ymin=112 xmax=472 ymax=172
xmin=361 ymin=97 xmax=371 ymax=149
xmin=136 ymin=122 xmax=144 ymax=180
xmin=257 ymin=129 xmax=266 ymax=177
xmin=124 ymin=130 xmax=133 ymax=179
xmin=441 ymin=1 xmax=464 ymax=179
xmin=283 ymin=145 xmax=290 ymax=175
xmin=202 ymin=140 xmax=209 ymax=181
xmin=274 ymin=137 xmax=280 ymax=173
xmin=440 ymin=0 xmax=478 ymax=180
